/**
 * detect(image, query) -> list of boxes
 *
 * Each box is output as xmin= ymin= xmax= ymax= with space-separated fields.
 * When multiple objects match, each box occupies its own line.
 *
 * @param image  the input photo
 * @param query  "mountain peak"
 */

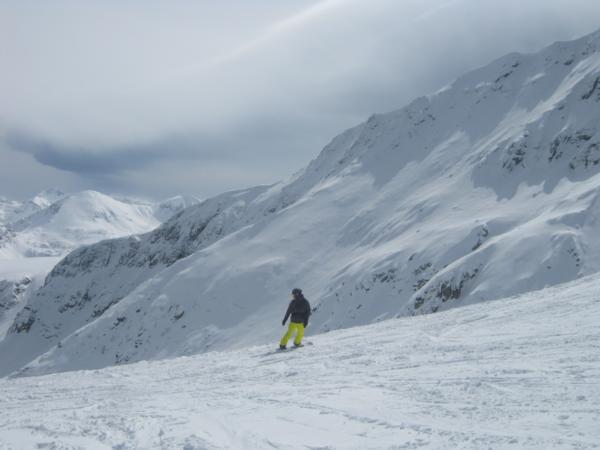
xmin=30 ymin=189 xmax=66 ymax=208
xmin=0 ymin=190 xmax=196 ymax=259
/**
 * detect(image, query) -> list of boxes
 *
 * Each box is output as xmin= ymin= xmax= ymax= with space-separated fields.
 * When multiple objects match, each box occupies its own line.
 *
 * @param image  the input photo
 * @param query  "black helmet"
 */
xmin=291 ymin=288 xmax=302 ymax=296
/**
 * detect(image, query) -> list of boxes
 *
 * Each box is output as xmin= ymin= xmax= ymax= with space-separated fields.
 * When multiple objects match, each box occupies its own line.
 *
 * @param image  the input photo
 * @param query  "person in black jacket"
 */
xmin=279 ymin=288 xmax=311 ymax=349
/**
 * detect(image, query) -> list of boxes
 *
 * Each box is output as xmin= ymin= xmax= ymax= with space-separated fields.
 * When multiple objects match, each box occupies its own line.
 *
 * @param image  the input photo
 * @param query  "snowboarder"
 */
xmin=279 ymin=288 xmax=311 ymax=350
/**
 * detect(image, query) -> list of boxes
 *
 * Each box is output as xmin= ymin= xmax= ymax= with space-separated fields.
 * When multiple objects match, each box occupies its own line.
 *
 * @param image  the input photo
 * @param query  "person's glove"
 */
xmin=282 ymin=320 xmax=286 ymax=326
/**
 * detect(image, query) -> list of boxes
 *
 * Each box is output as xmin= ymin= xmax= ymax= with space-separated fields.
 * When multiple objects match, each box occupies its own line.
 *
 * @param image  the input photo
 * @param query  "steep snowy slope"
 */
xmin=1 ymin=276 xmax=599 ymax=449
xmin=0 ymin=257 xmax=60 ymax=340
xmin=0 ymin=185 xmax=279 ymax=373
xmin=3 ymin=29 xmax=600 ymax=376
xmin=153 ymin=194 xmax=201 ymax=222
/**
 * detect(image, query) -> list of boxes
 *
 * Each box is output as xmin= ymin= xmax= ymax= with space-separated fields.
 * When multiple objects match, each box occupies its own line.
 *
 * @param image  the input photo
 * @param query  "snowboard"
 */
xmin=257 ymin=341 xmax=313 ymax=358
xmin=277 ymin=341 xmax=313 ymax=352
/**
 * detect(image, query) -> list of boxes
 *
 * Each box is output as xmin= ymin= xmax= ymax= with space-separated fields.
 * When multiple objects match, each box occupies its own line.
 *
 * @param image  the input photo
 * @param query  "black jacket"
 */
xmin=283 ymin=296 xmax=311 ymax=326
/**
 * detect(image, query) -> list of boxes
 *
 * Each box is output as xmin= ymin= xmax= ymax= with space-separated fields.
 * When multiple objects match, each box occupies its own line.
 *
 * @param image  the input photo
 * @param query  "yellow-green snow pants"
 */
xmin=280 ymin=322 xmax=305 ymax=347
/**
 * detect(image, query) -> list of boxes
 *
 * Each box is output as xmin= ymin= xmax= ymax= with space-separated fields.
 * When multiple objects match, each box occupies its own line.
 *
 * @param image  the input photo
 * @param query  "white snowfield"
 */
xmin=1 ymin=275 xmax=599 ymax=449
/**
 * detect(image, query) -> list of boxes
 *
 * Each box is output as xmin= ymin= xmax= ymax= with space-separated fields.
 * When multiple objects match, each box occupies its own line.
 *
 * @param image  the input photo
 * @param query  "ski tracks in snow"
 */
xmin=1 ymin=276 xmax=600 ymax=449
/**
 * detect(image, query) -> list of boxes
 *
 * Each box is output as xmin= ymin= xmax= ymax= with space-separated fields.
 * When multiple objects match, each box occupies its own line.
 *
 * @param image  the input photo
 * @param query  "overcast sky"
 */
xmin=2 ymin=0 xmax=600 ymax=200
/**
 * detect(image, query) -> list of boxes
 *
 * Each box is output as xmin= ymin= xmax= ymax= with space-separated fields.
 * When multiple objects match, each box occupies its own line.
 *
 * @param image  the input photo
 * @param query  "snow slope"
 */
xmin=3 ymin=29 xmax=600 ymax=376
xmin=0 ymin=257 xmax=60 ymax=340
xmin=153 ymin=195 xmax=202 ymax=222
xmin=1 ymin=276 xmax=599 ymax=449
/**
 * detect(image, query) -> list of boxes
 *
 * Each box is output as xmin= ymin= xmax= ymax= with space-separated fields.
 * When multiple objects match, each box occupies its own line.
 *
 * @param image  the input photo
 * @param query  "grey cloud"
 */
xmin=1 ymin=0 xmax=600 ymax=199
xmin=4 ymin=131 xmax=197 ymax=175
xmin=3 ymin=111 xmax=322 ymax=179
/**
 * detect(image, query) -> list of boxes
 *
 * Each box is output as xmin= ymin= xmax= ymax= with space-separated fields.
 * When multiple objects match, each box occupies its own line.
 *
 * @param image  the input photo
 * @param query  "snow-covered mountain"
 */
xmin=0 ymin=189 xmax=66 ymax=225
xmin=153 ymin=195 xmax=202 ymax=222
xmin=0 ymin=257 xmax=61 ymax=340
xmin=1 ymin=274 xmax=599 ymax=448
xmin=0 ymin=190 xmax=200 ymax=258
xmin=0 ymin=190 xmax=199 ymax=350
xmin=3 ymin=29 xmax=600 ymax=376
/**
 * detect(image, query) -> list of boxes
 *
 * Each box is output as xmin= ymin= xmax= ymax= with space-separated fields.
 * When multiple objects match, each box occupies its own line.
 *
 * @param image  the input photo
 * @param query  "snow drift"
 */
xmin=3 ymin=29 xmax=600 ymax=376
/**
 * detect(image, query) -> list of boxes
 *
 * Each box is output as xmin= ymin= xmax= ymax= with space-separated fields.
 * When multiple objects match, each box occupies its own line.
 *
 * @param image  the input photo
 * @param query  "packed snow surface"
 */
xmin=1 ymin=275 xmax=599 ymax=449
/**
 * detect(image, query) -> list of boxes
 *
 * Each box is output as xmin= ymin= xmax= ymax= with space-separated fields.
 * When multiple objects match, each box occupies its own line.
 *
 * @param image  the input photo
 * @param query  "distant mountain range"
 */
xmin=0 ymin=190 xmax=200 ymax=258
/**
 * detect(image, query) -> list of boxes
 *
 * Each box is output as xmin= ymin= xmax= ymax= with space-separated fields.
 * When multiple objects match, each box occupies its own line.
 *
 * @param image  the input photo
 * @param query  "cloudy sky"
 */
xmin=2 ymin=0 xmax=600 ymax=200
